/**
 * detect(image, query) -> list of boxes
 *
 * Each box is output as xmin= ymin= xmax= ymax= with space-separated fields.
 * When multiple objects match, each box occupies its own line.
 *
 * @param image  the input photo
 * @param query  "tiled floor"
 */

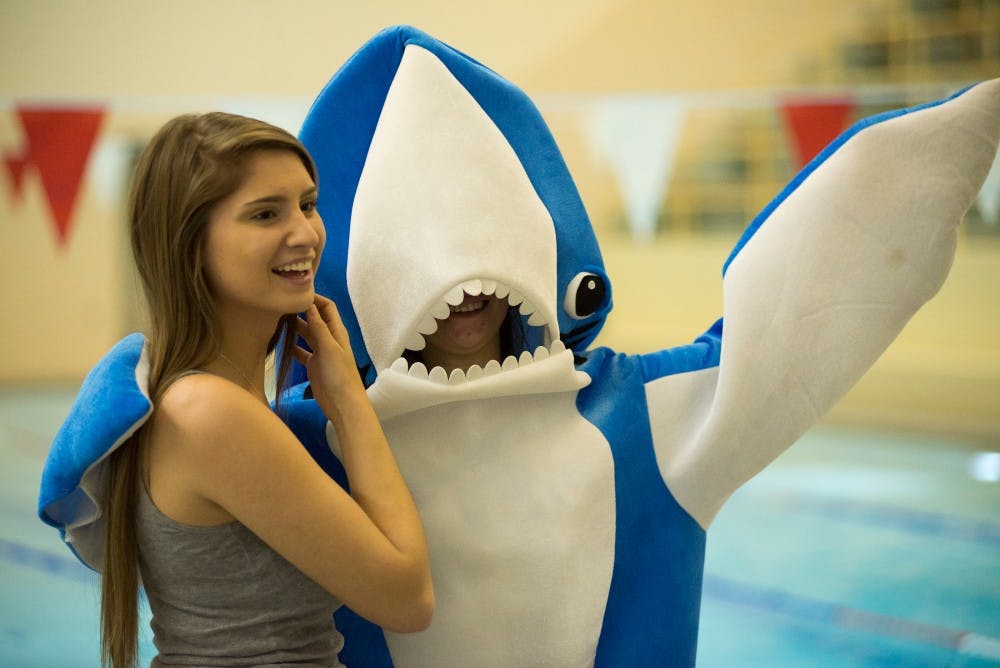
xmin=2 ymin=386 xmax=997 ymax=667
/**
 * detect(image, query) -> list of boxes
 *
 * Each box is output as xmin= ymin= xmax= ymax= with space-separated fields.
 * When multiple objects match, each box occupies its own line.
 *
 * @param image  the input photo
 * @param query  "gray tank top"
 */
xmin=136 ymin=482 xmax=345 ymax=666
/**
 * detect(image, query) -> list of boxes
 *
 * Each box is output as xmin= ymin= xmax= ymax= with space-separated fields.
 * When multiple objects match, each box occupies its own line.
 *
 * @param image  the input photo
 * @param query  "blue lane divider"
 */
xmin=703 ymin=574 xmax=1000 ymax=660
xmin=0 ymin=537 xmax=94 ymax=585
xmin=766 ymin=492 xmax=1000 ymax=547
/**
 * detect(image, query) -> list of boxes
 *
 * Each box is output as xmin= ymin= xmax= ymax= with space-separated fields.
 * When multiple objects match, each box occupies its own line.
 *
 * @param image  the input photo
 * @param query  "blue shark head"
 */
xmin=300 ymin=26 xmax=612 ymax=386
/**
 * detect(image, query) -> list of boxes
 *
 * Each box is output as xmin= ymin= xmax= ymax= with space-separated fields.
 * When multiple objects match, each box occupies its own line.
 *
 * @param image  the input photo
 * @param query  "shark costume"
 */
xmin=39 ymin=26 xmax=999 ymax=667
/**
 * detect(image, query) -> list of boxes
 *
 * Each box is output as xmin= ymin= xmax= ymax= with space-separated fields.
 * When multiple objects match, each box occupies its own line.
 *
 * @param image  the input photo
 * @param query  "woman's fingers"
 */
xmin=296 ymin=300 xmax=349 ymax=360
xmin=296 ymin=294 xmax=354 ymax=364
xmin=295 ymin=313 xmax=319 ymax=348
xmin=313 ymin=294 xmax=346 ymax=333
xmin=291 ymin=345 xmax=312 ymax=366
xmin=314 ymin=297 xmax=339 ymax=327
xmin=312 ymin=294 xmax=352 ymax=351
xmin=306 ymin=304 xmax=332 ymax=339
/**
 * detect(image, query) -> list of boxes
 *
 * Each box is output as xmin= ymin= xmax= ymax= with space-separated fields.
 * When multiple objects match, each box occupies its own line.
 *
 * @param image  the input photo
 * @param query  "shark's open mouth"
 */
xmin=386 ymin=277 xmax=566 ymax=386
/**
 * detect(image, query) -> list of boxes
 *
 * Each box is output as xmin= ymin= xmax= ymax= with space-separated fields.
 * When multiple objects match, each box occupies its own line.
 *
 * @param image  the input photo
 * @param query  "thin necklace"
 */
xmin=217 ymin=352 xmax=255 ymax=390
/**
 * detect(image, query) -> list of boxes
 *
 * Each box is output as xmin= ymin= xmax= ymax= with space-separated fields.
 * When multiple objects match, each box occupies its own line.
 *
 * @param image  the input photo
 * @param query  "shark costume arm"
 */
xmin=36 ymin=337 xmax=353 ymax=571
xmin=37 ymin=333 xmax=152 ymax=570
xmin=645 ymin=79 xmax=1000 ymax=529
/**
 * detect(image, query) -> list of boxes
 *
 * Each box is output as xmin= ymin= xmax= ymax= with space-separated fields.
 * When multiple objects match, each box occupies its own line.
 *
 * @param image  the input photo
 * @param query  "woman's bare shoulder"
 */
xmin=153 ymin=373 xmax=274 ymax=443
xmin=145 ymin=373 xmax=304 ymax=526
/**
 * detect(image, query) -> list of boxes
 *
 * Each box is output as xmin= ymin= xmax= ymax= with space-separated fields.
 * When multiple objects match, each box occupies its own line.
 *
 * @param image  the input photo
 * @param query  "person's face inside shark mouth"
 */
xmin=393 ymin=277 xmax=567 ymax=386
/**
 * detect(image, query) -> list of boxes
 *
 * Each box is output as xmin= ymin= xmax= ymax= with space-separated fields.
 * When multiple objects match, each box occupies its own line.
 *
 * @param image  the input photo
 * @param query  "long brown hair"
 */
xmin=101 ymin=112 xmax=317 ymax=667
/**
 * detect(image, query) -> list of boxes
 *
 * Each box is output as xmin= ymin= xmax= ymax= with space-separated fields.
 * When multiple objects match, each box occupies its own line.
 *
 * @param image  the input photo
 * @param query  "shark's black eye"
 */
xmin=564 ymin=272 xmax=607 ymax=320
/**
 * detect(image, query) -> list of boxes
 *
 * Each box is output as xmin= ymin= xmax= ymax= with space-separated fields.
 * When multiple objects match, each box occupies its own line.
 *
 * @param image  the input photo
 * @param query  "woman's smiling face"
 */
xmin=202 ymin=149 xmax=325 ymax=324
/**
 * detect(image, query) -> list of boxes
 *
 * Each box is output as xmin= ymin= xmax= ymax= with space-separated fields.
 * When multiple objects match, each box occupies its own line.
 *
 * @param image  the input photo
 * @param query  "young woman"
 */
xmin=103 ymin=112 xmax=432 ymax=667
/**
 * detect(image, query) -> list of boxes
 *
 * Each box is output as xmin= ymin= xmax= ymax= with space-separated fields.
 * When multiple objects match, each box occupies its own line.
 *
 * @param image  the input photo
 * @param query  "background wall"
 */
xmin=1 ymin=0 xmax=997 ymax=438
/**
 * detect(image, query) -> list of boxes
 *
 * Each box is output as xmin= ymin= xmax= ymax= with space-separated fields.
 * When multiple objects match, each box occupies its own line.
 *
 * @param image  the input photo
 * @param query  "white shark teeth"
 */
xmin=405 ymin=331 xmax=426 ymax=351
xmin=426 ymin=279 xmax=550 ymax=327
xmin=461 ymin=279 xmax=483 ymax=296
xmin=515 ymin=298 xmax=542 ymax=324
xmin=416 ymin=315 xmax=438 ymax=336
xmin=386 ymin=335 xmax=571 ymax=384
xmin=396 ymin=278 xmax=561 ymax=367
xmin=443 ymin=285 xmax=466 ymax=306
xmin=429 ymin=301 xmax=451 ymax=320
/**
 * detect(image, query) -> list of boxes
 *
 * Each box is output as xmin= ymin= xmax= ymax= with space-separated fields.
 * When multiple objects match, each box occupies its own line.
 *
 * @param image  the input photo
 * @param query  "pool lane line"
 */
xmin=0 ymin=537 xmax=95 ymax=585
xmin=704 ymin=574 xmax=1000 ymax=661
xmin=762 ymin=492 xmax=1000 ymax=547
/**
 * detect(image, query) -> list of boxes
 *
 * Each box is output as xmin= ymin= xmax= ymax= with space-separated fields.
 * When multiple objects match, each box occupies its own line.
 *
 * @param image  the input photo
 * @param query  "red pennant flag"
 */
xmin=779 ymin=97 xmax=856 ymax=169
xmin=4 ymin=106 xmax=106 ymax=248
xmin=4 ymin=152 xmax=29 ymax=197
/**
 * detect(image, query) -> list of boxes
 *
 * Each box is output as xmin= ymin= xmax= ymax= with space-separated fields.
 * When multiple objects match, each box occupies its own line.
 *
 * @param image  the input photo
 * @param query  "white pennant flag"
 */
xmin=587 ymin=96 xmax=686 ymax=241
xmin=977 ymin=148 xmax=1000 ymax=227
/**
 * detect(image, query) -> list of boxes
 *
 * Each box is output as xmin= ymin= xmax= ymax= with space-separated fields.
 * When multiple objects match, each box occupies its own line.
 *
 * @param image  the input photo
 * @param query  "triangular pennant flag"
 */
xmin=587 ymin=96 xmax=686 ymax=241
xmin=4 ymin=152 xmax=29 ymax=199
xmin=5 ymin=106 xmax=106 ymax=248
xmin=977 ymin=147 xmax=1000 ymax=226
xmin=779 ymin=97 xmax=855 ymax=169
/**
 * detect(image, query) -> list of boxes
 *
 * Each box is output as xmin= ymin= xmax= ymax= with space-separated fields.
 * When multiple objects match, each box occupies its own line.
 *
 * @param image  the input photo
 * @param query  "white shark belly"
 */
xmin=380 ymin=390 xmax=615 ymax=667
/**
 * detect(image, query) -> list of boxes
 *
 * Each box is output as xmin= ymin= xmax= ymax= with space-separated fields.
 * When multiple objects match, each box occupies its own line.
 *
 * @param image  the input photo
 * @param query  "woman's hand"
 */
xmin=286 ymin=293 xmax=433 ymax=629
xmin=293 ymin=294 xmax=366 ymax=423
